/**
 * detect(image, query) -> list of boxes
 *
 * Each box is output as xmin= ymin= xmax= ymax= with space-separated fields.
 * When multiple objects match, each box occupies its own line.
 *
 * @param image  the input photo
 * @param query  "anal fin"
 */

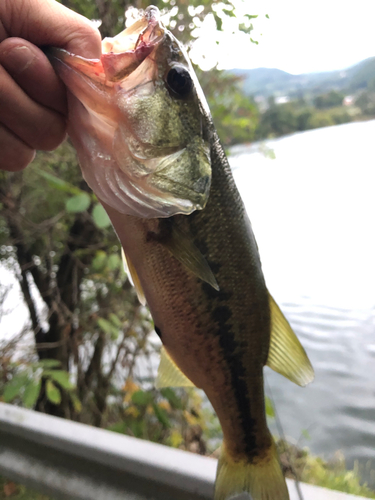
xmin=156 ymin=346 xmax=196 ymax=389
xmin=267 ymin=292 xmax=314 ymax=387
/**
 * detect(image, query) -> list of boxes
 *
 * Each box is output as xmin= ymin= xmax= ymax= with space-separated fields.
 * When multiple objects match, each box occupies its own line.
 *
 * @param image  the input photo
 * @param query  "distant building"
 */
xmin=275 ymin=96 xmax=290 ymax=105
xmin=343 ymin=95 xmax=354 ymax=106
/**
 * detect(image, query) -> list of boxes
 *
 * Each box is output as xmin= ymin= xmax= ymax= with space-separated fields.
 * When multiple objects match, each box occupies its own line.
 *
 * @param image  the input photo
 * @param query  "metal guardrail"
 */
xmin=0 ymin=402 xmax=366 ymax=500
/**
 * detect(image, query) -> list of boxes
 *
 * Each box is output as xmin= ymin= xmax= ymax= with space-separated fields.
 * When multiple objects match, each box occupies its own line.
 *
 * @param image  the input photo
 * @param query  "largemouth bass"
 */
xmin=49 ymin=7 xmax=314 ymax=500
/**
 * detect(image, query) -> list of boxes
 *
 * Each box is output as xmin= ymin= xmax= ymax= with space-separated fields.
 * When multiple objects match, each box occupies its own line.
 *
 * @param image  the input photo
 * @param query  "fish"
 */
xmin=49 ymin=6 xmax=314 ymax=500
xmin=47 ymin=8 xmax=211 ymax=219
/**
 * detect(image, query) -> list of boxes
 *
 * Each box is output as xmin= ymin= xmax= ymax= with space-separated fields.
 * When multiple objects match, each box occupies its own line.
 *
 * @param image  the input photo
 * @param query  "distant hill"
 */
xmin=229 ymin=57 xmax=375 ymax=98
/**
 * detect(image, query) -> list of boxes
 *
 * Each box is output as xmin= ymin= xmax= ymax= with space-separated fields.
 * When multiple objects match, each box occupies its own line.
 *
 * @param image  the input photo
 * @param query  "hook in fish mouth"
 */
xmin=47 ymin=5 xmax=165 ymax=84
xmin=45 ymin=5 xmax=213 ymax=219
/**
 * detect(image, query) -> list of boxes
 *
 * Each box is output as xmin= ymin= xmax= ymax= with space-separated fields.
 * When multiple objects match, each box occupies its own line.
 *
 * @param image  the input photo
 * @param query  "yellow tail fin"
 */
xmin=215 ymin=439 xmax=289 ymax=500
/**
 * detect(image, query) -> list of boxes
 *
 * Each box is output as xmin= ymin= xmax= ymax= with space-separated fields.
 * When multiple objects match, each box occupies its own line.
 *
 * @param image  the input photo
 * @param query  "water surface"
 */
xmin=230 ymin=120 xmax=375 ymax=480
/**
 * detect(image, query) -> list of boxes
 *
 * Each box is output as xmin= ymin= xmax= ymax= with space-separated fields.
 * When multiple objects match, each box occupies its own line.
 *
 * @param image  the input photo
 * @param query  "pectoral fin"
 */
xmin=163 ymin=224 xmax=219 ymax=291
xmin=156 ymin=346 xmax=196 ymax=389
xmin=267 ymin=293 xmax=314 ymax=387
xmin=121 ymin=248 xmax=146 ymax=306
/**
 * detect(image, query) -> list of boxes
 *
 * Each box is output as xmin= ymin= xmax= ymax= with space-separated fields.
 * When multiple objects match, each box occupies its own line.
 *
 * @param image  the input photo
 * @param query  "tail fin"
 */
xmin=215 ymin=439 xmax=289 ymax=500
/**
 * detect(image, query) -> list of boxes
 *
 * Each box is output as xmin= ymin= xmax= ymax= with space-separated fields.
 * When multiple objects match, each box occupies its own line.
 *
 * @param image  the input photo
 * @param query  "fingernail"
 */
xmin=2 ymin=45 xmax=37 ymax=76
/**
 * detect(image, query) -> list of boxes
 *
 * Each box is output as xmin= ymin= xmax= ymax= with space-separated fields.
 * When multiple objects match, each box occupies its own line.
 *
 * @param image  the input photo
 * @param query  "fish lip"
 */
xmin=48 ymin=6 xmax=165 ymax=84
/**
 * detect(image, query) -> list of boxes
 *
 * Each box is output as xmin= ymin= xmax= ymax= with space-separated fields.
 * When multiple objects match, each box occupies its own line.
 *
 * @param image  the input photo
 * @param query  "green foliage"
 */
xmin=1 ymin=359 xmax=78 ymax=410
xmin=1 ymin=6 xmax=373 ymax=499
xmin=60 ymin=0 xmax=258 ymax=48
xmin=198 ymin=68 xmax=259 ymax=146
xmin=356 ymin=91 xmax=375 ymax=115
xmin=3 ymin=372 xmax=30 ymax=404
xmin=257 ymin=103 xmax=298 ymax=138
xmin=257 ymin=99 xmax=356 ymax=139
xmin=65 ymin=193 xmax=91 ymax=213
xmin=278 ymin=440 xmax=375 ymax=498
xmin=314 ymin=90 xmax=345 ymax=109
xmin=92 ymin=203 xmax=111 ymax=228
xmin=107 ymin=380 xmax=208 ymax=453
xmin=22 ymin=379 xmax=42 ymax=408
xmin=46 ymin=380 xmax=62 ymax=405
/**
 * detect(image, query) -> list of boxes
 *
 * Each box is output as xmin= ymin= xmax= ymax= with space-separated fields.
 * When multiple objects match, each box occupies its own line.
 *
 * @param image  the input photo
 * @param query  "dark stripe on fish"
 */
xmin=209 ymin=299 xmax=258 ymax=458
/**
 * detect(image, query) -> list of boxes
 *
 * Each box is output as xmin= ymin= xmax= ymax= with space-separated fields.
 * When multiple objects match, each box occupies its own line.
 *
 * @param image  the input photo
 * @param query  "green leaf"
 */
xmin=37 ymin=359 xmax=61 ymax=369
xmin=131 ymin=390 xmax=153 ymax=406
xmin=3 ymin=372 xmax=29 ymax=402
xmin=22 ymin=378 xmax=42 ymax=408
xmin=222 ymin=8 xmax=235 ymax=17
xmin=46 ymin=379 xmax=61 ymax=405
xmin=127 ymin=419 xmax=145 ymax=438
xmin=160 ymin=388 xmax=183 ymax=410
xmin=36 ymin=169 xmax=81 ymax=195
xmin=213 ymin=13 xmax=223 ymax=31
xmin=97 ymin=318 xmax=119 ymax=339
xmin=92 ymin=251 xmax=107 ymax=272
xmin=265 ymin=14 xmax=270 ymax=19
xmin=153 ymin=403 xmax=171 ymax=428
xmin=97 ymin=318 xmax=113 ymax=334
xmin=92 ymin=203 xmax=111 ymax=229
xmin=107 ymin=253 xmax=120 ymax=271
xmin=45 ymin=370 xmax=74 ymax=390
xmin=109 ymin=313 xmax=122 ymax=328
xmin=65 ymin=193 xmax=91 ymax=213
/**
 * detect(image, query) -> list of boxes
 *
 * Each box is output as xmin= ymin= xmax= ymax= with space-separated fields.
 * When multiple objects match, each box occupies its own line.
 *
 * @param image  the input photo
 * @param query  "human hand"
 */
xmin=0 ymin=0 xmax=101 ymax=171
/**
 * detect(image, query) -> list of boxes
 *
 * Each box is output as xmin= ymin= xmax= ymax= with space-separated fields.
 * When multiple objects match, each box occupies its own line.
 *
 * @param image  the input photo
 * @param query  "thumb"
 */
xmin=0 ymin=0 xmax=102 ymax=58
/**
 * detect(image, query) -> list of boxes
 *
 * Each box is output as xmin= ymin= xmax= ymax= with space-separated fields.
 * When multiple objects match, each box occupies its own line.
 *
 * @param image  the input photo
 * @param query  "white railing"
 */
xmin=0 ymin=403 xmax=365 ymax=500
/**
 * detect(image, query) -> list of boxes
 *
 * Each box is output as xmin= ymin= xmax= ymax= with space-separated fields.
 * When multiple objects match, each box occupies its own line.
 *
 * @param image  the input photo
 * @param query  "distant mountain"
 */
xmin=229 ymin=57 xmax=375 ymax=98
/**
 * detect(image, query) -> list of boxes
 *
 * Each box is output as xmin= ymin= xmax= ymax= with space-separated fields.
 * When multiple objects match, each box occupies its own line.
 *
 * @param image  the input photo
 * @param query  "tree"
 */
xmin=313 ymin=90 xmax=345 ymax=109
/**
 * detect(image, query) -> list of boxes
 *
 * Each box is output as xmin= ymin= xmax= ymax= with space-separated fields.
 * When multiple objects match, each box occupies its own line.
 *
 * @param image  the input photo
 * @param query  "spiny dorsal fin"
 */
xmin=156 ymin=346 xmax=196 ymax=389
xmin=162 ymin=224 xmax=219 ymax=291
xmin=267 ymin=293 xmax=314 ymax=387
xmin=121 ymin=248 xmax=146 ymax=306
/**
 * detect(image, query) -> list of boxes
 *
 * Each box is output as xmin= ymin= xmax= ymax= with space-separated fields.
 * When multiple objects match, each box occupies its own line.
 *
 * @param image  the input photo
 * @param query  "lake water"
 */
xmin=229 ymin=120 xmax=375 ymax=482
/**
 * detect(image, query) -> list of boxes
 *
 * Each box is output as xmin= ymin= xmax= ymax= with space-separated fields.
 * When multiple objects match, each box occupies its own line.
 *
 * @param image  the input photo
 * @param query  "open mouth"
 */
xmin=48 ymin=6 xmax=165 ymax=84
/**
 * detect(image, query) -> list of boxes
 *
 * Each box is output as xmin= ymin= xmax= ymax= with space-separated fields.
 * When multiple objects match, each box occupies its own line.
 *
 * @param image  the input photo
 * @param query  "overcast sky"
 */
xmin=190 ymin=0 xmax=375 ymax=74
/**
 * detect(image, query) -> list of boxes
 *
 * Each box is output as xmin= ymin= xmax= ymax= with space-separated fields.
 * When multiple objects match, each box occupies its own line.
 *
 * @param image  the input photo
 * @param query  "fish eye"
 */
xmin=166 ymin=66 xmax=193 ymax=98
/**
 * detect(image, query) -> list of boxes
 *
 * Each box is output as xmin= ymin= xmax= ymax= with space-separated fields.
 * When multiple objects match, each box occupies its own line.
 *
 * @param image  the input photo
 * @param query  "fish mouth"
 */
xmin=47 ymin=6 xmax=212 ymax=219
xmin=48 ymin=6 xmax=165 ymax=85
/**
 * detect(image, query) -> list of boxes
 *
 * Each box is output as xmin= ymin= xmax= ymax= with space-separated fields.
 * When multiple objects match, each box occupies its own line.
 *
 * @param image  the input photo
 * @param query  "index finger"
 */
xmin=0 ymin=0 xmax=101 ymax=58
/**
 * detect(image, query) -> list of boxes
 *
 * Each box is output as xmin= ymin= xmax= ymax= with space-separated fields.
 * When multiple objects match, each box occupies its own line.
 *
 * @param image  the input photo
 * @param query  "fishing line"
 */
xmin=265 ymin=375 xmax=304 ymax=500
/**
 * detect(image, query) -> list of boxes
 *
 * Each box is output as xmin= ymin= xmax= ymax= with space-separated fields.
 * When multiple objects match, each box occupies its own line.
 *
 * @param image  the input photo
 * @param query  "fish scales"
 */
xmin=49 ymin=6 xmax=314 ymax=499
xmin=106 ymin=127 xmax=273 ymax=461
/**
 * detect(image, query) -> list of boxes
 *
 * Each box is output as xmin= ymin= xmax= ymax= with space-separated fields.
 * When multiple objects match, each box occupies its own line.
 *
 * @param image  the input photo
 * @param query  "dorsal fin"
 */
xmin=156 ymin=346 xmax=196 ymax=389
xmin=267 ymin=293 xmax=314 ymax=387
xmin=121 ymin=248 xmax=146 ymax=306
xmin=162 ymin=224 xmax=219 ymax=291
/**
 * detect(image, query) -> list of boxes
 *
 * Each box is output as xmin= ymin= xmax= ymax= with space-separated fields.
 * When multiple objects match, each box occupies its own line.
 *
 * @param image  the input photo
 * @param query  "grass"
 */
xmin=278 ymin=439 xmax=375 ymax=499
